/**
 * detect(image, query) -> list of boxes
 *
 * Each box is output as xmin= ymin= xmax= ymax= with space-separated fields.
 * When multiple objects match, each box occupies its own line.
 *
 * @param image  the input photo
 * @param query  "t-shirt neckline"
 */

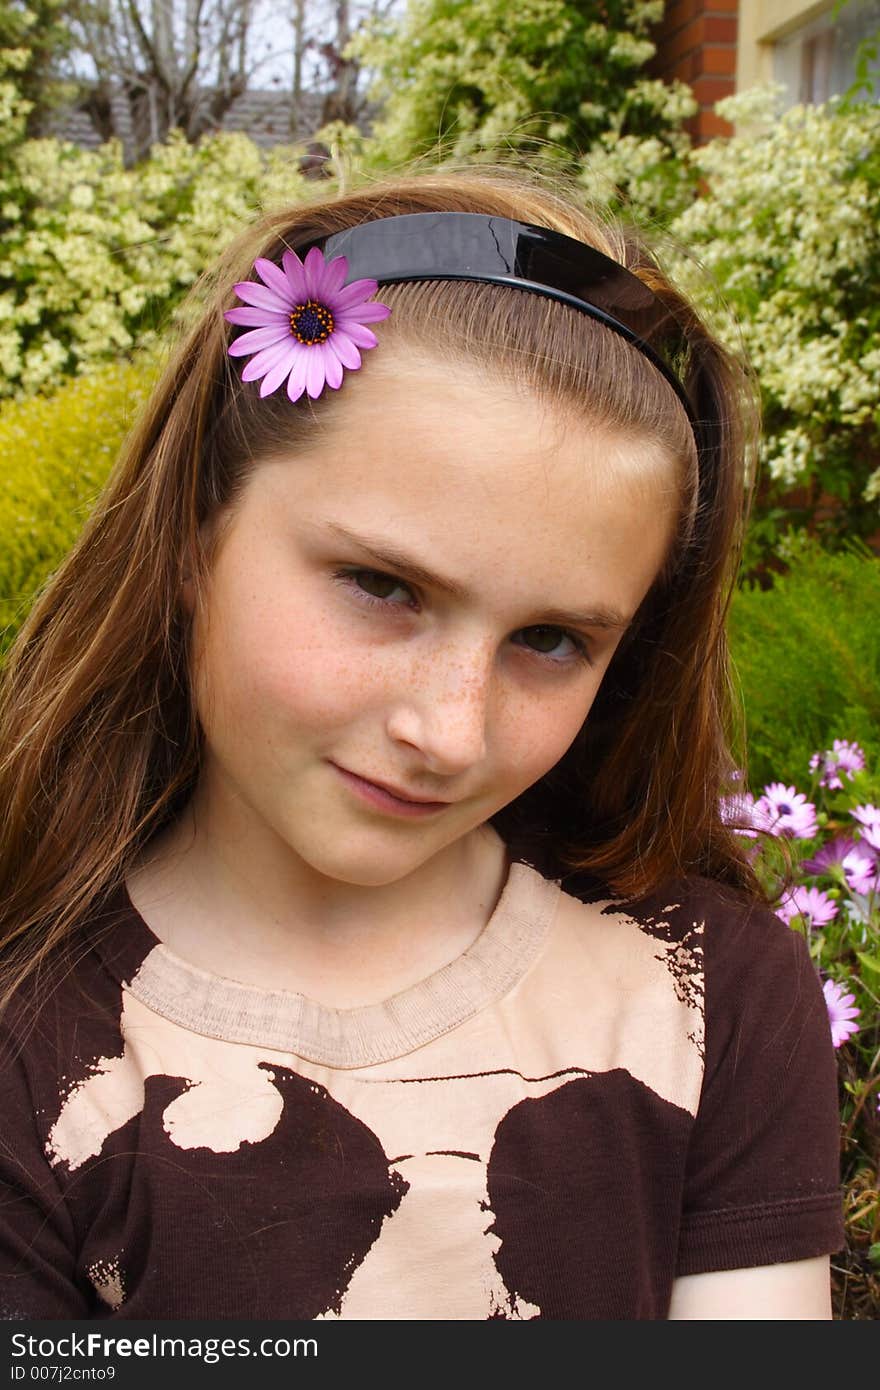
xmin=95 ymin=859 xmax=562 ymax=1068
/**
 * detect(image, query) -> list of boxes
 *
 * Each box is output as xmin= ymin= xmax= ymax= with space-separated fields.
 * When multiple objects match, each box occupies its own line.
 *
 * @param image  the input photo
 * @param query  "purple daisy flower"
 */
xmin=808 ymin=739 xmax=866 ymax=790
xmin=801 ymin=836 xmax=878 ymax=894
xmin=822 ymin=978 xmax=860 ymax=1048
xmin=862 ymin=822 xmax=880 ymax=854
xmin=844 ymin=845 xmax=878 ymax=892
xmin=801 ymin=836 xmax=854 ymax=876
xmin=224 ymin=246 xmax=391 ymax=402
xmin=849 ymin=806 xmax=880 ymax=855
xmin=754 ymin=783 xmax=819 ymax=839
xmin=775 ymin=885 xmax=838 ymax=928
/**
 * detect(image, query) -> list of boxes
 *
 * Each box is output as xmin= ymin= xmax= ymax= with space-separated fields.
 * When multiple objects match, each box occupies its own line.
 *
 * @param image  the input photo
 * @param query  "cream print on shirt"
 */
xmin=45 ymin=889 xmax=705 ymax=1319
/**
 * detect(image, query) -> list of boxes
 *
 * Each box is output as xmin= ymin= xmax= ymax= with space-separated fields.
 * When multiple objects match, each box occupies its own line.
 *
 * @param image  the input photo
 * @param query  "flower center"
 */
xmin=290 ymin=300 xmax=334 ymax=345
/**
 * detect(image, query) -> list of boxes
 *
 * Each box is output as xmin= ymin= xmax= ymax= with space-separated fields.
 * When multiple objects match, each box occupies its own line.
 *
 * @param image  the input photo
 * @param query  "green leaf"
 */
xmin=856 ymin=951 xmax=880 ymax=978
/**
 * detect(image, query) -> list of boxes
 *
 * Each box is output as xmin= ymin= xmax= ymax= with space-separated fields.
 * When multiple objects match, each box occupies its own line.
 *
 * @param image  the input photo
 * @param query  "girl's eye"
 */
xmin=330 ymin=567 xmax=593 ymax=668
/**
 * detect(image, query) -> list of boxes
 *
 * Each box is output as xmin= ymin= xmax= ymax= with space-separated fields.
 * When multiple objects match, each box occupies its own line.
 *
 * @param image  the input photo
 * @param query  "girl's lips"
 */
xmin=330 ymin=763 xmax=450 ymax=817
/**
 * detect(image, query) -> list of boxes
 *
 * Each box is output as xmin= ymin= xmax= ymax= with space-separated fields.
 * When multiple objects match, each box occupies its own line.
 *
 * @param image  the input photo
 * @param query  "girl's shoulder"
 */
xmin=550 ymin=863 xmax=825 ymax=1049
xmin=554 ymin=862 xmax=796 ymax=953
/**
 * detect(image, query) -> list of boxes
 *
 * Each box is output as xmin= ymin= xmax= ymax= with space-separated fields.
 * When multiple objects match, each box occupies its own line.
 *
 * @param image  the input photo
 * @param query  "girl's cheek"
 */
xmin=506 ymin=699 xmax=590 ymax=782
xmin=253 ymin=602 xmax=396 ymax=725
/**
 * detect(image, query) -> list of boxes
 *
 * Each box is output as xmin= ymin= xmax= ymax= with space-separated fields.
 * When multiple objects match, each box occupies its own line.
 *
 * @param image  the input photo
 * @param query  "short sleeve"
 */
xmin=0 ymin=1010 xmax=92 ymax=1318
xmin=675 ymin=886 xmax=846 ymax=1276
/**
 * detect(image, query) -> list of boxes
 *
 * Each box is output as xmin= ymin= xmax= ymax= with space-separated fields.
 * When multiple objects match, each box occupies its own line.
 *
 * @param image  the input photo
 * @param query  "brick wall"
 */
xmin=648 ymin=0 xmax=739 ymax=142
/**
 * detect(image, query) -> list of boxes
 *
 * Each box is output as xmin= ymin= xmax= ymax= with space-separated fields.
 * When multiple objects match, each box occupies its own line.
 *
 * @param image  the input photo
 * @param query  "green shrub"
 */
xmin=729 ymin=537 xmax=880 ymax=790
xmin=0 ymin=355 xmax=156 ymax=654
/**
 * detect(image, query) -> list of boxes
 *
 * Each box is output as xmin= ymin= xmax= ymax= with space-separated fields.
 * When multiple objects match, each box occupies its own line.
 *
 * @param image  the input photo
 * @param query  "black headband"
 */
xmin=308 ymin=212 xmax=698 ymax=434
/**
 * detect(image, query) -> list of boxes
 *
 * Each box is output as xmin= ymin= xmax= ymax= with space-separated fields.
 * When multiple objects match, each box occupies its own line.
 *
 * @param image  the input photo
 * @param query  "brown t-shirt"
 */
xmin=0 ymin=859 xmax=845 ymax=1320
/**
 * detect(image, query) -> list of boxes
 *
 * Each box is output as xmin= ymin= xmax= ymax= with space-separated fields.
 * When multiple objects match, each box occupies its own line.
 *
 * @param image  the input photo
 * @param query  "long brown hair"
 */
xmin=0 ymin=162 xmax=763 ymax=1014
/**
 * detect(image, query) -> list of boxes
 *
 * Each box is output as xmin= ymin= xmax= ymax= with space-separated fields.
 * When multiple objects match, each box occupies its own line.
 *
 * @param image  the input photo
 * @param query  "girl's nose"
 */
xmin=384 ymin=641 xmax=492 ymax=775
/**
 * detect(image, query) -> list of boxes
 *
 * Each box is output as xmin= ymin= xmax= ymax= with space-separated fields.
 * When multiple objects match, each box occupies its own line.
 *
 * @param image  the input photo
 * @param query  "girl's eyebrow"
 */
xmin=321 ymin=520 xmax=634 ymax=632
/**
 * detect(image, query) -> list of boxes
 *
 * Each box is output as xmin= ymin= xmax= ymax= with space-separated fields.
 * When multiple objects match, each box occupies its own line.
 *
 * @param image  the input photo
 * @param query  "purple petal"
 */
xmin=286 ymin=352 xmax=309 ymax=402
xmin=241 ymin=340 xmax=296 ymax=382
xmin=259 ymin=349 xmax=298 ymax=397
xmin=225 ymin=306 xmax=291 ymax=327
xmin=303 ymin=246 xmax=327 ymax=298
xmin=281 ymin=249 xmax=309 ymax=302
xmin=342 ymin=301 xmax=392 ymax=324
xmin=227 ymin=324 xmax=292 ymax=357
xmin=305 ymin=346 xmax=327 ymax=398
xmin=231 ymin=281 xmax=292 ymax=312
xmin=320 ymin=342 xmax=344 ymax=390
xmin=319 ymin=254 xmax=349 ymax=297
xmin=329 ymin=332 xmax=362 ymax=371
xmin=254 ymin=257 xmax=296 ymax=302
xmin=330 ymin=278 xmax=381 ymax=312
xmin=334 ymin=321 xmax=378 ymax=350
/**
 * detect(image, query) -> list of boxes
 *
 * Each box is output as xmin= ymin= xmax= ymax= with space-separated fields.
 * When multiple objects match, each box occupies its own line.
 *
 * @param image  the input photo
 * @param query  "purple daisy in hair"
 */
xmin=809 ymin=739 xmax=866 ymax=789
xmin=801 ymin=835 xmax=878 ymax=894
xmin=822 ymin=978 xmax=860 ymax=1048
xmin=224 ymin=246 xmax=391 ymax=402
xmin=775 ymin=885 xmax=838 ymax=928
xmin=754 ymin=783 xmax=819 ymax=839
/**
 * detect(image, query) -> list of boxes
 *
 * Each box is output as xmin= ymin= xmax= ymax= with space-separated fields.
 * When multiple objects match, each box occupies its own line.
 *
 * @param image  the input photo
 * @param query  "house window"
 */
xmin=772 ymin=0 xmax=880 ymax=105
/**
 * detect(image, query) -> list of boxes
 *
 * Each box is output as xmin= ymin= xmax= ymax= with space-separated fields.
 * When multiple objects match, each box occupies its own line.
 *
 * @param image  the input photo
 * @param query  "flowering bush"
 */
xmin=0 ymin=129 xmax=310 ymax=398
xmin=669 ymin=88 xmax=880 ymax=562
xmin=723 ymin=742 xmax=880 ymax=1315
xmin=0 ymin=45 xmax=32 ymax=158
xmin=352 ymin=0 xmax=695 ymax=173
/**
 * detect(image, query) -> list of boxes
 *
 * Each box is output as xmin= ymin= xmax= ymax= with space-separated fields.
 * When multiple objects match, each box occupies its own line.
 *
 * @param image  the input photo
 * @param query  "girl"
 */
xmin=0 ymin=166 xmax=844 ymax=1321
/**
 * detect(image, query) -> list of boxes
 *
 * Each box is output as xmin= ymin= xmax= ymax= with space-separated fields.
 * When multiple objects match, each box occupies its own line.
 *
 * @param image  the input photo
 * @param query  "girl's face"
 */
xmin=184 ymin=350 xmax=680 ymax=889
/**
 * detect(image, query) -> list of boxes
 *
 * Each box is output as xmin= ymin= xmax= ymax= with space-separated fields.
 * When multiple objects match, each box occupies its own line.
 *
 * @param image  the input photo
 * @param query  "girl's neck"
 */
xmin=125 ymin=815 xmax=511 ymax=1007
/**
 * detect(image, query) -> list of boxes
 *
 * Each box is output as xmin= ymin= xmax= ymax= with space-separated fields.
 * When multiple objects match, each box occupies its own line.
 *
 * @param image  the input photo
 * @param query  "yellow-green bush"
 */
xmin=0 ymin=356 xmax=156 ymax=654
